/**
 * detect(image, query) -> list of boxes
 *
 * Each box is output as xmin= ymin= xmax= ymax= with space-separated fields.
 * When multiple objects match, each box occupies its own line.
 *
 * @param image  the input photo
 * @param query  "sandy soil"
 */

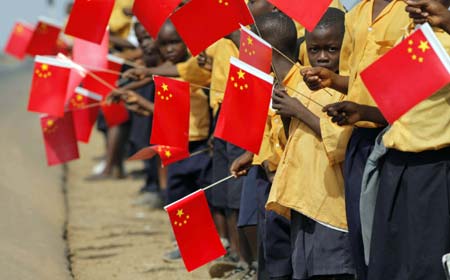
xmin=66 ymin=130 xmax=211 ymax=280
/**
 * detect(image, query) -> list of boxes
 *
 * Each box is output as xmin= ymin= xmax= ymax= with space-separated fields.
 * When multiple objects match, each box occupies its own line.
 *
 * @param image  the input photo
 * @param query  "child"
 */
xmin=302 ymin=1 xmax=410 ymax=279
xmin=268 ymin=8 xmax=355 ymax=280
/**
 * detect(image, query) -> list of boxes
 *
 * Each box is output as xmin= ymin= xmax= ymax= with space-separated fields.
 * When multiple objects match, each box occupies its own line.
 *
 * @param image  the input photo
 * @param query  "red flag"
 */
xmin=239 ymin=25 xmax=272 ymax=74
xmin=41 ymin=112 xmax=80 ymax=166
xmin=133 ymin=0 xmax=182 ymax=38
xmin=214 ymin=57 xmax=273 ymax=154
xmin=361 ymin=23 xmax=450 ymax=124
xmin=268 ymin=0 xmax=332 ymax=32
xmin=64 ymin=0 xmax=114 ymax=44
xmin=69 ymin=87 xmax=102 ymax=142
xmin=128 ymin=145 xmax=190 ymax=166
xmin=101 ymin=102 xmax=130 ymax=127
xmin=28 ymin=56 xmax=72 ymax=117
xmin=107 ymin=54 xmax=124 ymax=73
xmin=73 ymin=29 xmax=109 ymax=70
xmin=165 ymin=190 xmax=226 ymax=271
xmin=82 ymin=55 xmax=122 ymax=99
xmin=4 ymin=21 xmax=34 ymax=60
xmin=151 ymin=76 xmax=190 ymax=149
xmin=26 ymin=17 xmax=62 ymax=56
xmin=170 ymin=0 xmax=254 ymax=56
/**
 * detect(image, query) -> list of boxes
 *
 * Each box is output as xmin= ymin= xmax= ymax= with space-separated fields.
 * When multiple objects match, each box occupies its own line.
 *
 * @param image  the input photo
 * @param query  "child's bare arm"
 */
xmin=301 ymin=67 xmax=349 ymax=94
xmin=323 ymin=101 xmax=388 ymax=126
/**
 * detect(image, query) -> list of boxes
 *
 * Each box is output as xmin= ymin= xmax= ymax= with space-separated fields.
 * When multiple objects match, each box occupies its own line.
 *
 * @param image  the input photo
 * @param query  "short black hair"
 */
xmin=306 ymin=8 xmax=345 ymax=38
xmin=252 ymin=12 xmax=298 ymax=57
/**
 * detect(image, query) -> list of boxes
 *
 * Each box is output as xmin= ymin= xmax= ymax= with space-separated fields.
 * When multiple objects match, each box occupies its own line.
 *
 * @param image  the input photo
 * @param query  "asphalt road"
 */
xmin=0 ymin=57 xmax=72 ymax=280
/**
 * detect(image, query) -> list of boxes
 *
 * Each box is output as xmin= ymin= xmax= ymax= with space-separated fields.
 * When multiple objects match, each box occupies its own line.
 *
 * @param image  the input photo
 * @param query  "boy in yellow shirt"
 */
xmin=302 ymin=1 xmax=410 ymax=279
xmin=270 ymin=8 xmax=355 ymax=280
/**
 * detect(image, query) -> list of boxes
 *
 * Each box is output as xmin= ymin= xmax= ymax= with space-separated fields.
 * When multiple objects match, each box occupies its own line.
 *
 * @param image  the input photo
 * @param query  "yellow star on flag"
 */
xmin=237 ymin=69 xmax=246 ymax=79
xmin=162 ymin=83 xmax=169 ymax=91
xmin=165 ymin=150 xmax=172 ymax=158
xmin=247 ymin=36 xmax=253 ymax=46
xmin=418 ymin=40 xmax=430 ymax=53
xmin=177 ymin=209 xmax=184 ymax=218
xmin=35 ymin=64 xmax=52 ymax=79
xmin=218 ymin=0 xmax=229 ymax=6
xmin=157 ymin=83 xmax=173 ymax=101
xmin=38 ymin=23 xmax=48 ymax=33
xmin=15 ymin=24 xmax=24 ymax=34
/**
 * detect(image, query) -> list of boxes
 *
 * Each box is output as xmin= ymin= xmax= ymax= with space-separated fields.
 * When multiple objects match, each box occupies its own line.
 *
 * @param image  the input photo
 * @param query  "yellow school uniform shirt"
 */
xmin=341 ymin=0 xmax=410 ymax=127
xmin=109 ymin=0 xmax=134 ymax=38
xmin=253 ymin=64 xmax=303 ymax=169
xmin=383 ymin=29 xmax=450 ymax=152
xmin=267 ymin=82 xmax=353 ymax=230
xmin=208 ymin=38 xmax=239 ymax=116
xmin=188 ymin=86 xmax=210 ymax=142
xmin=177 ymin=56 xmax=212 ymax=87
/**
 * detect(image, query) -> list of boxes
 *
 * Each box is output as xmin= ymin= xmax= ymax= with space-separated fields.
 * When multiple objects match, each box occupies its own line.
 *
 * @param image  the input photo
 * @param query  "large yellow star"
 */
xmin=41 ymin=64 xmax=49 ymax=71
xmin=165 ymin=150 xmax=172 ymax=158
xmin=161 ymin=83 xmax=169 ymax=91
xmin=237 ymin=69 xmax=246 ymax=80
xmin=16 ymin=25 xmax=24 ymax=34
xmin=247 ymin=36 xmax=253 ymax=46
xmin=418 ymin=40 xmax=430 ymax=53
xmin=47 ymin=120 xmax=54 ymax=127
xmin=177 ymin=209 xmax=184 ymax=218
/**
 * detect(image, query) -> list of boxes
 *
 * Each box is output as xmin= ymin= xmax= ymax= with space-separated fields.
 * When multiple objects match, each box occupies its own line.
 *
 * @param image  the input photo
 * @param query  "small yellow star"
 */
xmin=408 ymin=39 xmax=414 ymax=45
xmin=412 ymin=54 xmax=417 ymax=60
xmin=418 ymin=40 xmax=430 ymax=53
xmin=165 ymin=150 xmax=172 ymax=158
xmin=247 ymin=36 xmax=253 ymax=46
xmin=177 ymin=209 xmax=184 ymax=218
xmin=418 ymin=57 xmax=424 ymax=63
xmin=47 ymin=120 xmax=54 ymax=127
xmin=161 ymin=83 xmax=169 ymax=91
xmin=407 ymin=47 xmax=412 ymax=53
xmin=237 ymin=69 xmax=245 ymax=79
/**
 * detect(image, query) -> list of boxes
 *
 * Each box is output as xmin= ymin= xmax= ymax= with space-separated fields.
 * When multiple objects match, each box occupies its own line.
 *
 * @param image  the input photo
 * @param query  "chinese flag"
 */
xmin=165 ymin=190 xmax=226 ymax=271
xmin=26 ymin=18 xmax=62 ymax=56
xmin=107 ymin=54 xmax=125 ymax=73
xmin=361 ymin=23 xmax=450 ymax=124
xmin=214 ymin=57 xmax=274 ymax=154
xmin=28 ymin=56 xmax=72 ymax=117
xmin=170 ymin=0 xmax=254 ymax=56
xmin=239 ymin=25 xmax=272 ymax=74
xmin=133 ymin=0 xmax=182 ymax=38
xmin=73 ymin=29 xmax=109 ymax=70
xmin=64 ymin=0 xmax=114 ymax=44
xmin=41 ymin=112 xmax=80 ymax=166
xmin=150 ymin=76 xmax=190 ymax=150
xmin=4 ymin=21 xmax=34 ymax=60
xmin=128 ymin=145 xmax=190 ymax=166
xmin=69 ymin=87 xmax=102 ymax=143
xmin=268 ymin=0 xmax=332 ymax=32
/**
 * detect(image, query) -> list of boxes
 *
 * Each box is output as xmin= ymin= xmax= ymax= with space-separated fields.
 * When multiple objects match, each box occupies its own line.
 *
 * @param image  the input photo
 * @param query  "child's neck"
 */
xmin=372 ymin=0 xmax=392 ymax=22
xmin=272 ymin=53 xmax=296 ymax=83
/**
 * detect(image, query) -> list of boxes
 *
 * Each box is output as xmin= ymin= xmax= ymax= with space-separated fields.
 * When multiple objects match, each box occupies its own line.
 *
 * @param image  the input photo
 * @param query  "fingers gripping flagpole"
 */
xmin=164 ymin=175 xmax=235 ymax=211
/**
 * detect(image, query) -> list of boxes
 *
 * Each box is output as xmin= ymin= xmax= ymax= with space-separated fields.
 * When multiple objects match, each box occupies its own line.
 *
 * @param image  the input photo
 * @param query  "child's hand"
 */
xmin=272 ymin=88 xmax=304 ymax=118
xmin=301 ymin=67 xmax=335 ymax=91
xmin=323 ymin=101 xmax=363 ymax=126
xmin=230 ymin=151 xmax=254 ymax=177
xmin=405 ymin=0 xmax=450 ymax=31
xmin=197 ymin=51 xmax=213 ymax=71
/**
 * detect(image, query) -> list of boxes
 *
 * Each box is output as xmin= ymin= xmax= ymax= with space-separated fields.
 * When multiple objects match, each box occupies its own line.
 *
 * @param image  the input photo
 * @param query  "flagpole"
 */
xmin=163 ymin=175 xmax=235 ymax=211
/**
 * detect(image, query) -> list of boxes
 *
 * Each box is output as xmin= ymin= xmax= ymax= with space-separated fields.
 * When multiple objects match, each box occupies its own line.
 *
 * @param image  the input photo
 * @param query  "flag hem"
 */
xmin=75 ymin=87 xmax=103 ymax=101
xmin=229 ymin=57 xmax=274 ymax=84
xmin=239 ymin=24 xmax=272 ymax=48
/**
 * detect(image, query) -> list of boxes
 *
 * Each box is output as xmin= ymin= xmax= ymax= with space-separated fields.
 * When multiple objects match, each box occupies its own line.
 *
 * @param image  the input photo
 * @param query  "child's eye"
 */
xmin=309 ymin=47 xmax=319 ymax=53
xmin=328 ymin=47 xmax=338 ymax=53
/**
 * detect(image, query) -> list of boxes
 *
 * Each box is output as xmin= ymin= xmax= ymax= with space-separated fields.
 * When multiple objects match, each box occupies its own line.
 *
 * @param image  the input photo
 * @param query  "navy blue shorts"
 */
xmin=291 ymin=211 xmax=355 ymax=279
xmin=165 ymin=140 xmax=212 ymax=204
xmin=237 ymin=166 xmax=259 ymax=227
xmin=209 ymin=137 xmax=245 ymax=209
xmin=344 ymin=127 xmax=383 ymax=280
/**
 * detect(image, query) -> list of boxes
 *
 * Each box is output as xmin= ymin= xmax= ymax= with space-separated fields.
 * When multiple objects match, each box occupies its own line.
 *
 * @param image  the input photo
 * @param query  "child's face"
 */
xmin=247 ymin=0 xmax=274 ymax=18
xmin=157 ymin=25 xmax=188 ymax=64
xmin=306 ymin=27 xmax=342 ymax=73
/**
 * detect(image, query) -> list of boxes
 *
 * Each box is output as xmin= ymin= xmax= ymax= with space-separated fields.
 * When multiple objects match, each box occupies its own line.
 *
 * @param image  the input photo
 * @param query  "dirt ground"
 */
xmin=66 ymin=130 xmax=211 ymax=280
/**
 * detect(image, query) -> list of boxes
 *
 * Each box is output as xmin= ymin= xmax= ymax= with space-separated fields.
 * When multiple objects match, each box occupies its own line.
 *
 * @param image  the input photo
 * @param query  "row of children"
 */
xmin=85 ymin=0 xmax=450 ymax=279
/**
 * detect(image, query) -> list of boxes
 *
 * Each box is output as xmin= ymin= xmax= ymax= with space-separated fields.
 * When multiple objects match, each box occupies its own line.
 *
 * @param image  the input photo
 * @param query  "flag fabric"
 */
xmin=150 ymin=76 xmax=190 ymax=150
xmin=128 ymin=145 xmax=190 ymax=166
xmin=133 ymin=0 xmax=182 ymax=38
xmin=165 ymin=189 xmax=226 ymax=271
xmin=239 ymin=25 xmax=272 ymax=74
xmin=64 ymin=70 xmax=86 ymax=104
xmin=82 ymin=55 xmax=122 ymax=99
xmin=214 ymin=57 xmax=274 ymax=154
xmin=101 ymin=102 xmax=130 ymax=127
xmin=28 ymin=56 xmax=72 ymax=117
xmin=26 ymin=17 xmax=62 ymax=56
xmin=69 ymin=87 xmax=102 ymax=142
xmin=73 ymin=29 xmax=109 ymax=70
xmin=360 ymin=23 xmax=450 ymax=124
xmin=170 ymin=0 xmax=254 ymax=56
xmin=41 ymin=112 xmax=80 ymax=166
xmin=64 ymin=0 xmax=114 ymax=44
xmin=267 ymin=0 xmax=332 ymax=32
xmin=107 ymin=54 xmax=125 ymax=73
xmin=4 ymin=21 xmax=34 ymax=60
